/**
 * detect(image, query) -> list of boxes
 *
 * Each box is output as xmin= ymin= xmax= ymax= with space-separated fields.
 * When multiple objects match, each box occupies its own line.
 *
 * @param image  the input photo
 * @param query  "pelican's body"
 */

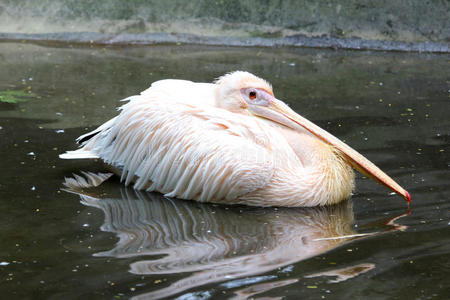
xmin=61 ymin=71 xmax=409 ymax=207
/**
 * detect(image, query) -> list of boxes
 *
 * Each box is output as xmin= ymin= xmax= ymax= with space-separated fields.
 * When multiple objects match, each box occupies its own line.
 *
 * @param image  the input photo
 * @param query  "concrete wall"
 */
xmin=1 ymin=0 xmax=448 ymax=49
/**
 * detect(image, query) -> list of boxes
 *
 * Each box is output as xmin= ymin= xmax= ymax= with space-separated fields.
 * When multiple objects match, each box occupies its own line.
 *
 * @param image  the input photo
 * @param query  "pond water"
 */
xmin=0 ymin=42 xmax=448 ymax=299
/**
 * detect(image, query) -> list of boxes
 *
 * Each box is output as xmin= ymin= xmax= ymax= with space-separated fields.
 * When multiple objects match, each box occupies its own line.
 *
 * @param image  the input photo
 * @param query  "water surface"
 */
xmin=0 ymin=42 xmax=448 ymax=299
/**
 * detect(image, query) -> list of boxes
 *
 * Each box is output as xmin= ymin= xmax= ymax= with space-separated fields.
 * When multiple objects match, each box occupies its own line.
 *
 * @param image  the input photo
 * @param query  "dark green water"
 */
xmin=0 ymin=42 xmax=449 ymax=299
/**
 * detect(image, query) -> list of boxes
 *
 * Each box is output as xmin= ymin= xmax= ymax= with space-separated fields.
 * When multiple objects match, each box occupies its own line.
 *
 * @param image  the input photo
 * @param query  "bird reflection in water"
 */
xmin=65 ymin=173 xmax=407 ymax=299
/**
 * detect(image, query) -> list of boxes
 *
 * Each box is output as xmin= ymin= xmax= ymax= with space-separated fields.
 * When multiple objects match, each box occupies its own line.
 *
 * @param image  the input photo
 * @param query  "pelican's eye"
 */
xmin=241 ymin=88 xmax=271 ymax=107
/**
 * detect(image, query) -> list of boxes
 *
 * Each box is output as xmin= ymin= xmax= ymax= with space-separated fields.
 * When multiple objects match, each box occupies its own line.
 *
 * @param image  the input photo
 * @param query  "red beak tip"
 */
xmin=405 ymin=191 xmax=411 ymax=203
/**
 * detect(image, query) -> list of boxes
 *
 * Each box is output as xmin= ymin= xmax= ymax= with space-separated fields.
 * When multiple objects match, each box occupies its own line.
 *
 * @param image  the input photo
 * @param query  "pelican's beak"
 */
xmin=250 ymin=99 xmax=411 ymax=203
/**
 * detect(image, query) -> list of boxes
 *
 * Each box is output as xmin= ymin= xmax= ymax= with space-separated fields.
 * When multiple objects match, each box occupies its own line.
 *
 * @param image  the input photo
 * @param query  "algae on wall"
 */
xmin=1 ymin=0 xmax=449 ymax=43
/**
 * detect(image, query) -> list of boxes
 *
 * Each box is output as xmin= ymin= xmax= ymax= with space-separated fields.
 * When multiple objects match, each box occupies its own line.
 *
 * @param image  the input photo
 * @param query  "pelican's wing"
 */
xmin=66 ymin=91 xmax=275 ymax=203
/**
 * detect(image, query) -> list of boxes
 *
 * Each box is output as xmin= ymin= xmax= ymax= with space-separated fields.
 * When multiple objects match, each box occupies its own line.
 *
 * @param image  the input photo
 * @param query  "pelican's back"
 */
xmin=61 ymin=80 xmax=276 ymax=204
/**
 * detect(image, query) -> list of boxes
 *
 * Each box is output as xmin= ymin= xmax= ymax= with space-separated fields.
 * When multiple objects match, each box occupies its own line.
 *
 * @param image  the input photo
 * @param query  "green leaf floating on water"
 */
xmin=0 ymin=90 xmax=35 ymax=104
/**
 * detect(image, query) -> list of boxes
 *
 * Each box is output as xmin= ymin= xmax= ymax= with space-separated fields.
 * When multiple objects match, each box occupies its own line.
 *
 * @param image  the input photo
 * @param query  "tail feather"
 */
xmin=77 ymin=130 xmax=100 ymax=145
xmin=59 ymin=150 xmax=99 ymax=159
xmin=76 ymin=116 xmax=117 ymax=145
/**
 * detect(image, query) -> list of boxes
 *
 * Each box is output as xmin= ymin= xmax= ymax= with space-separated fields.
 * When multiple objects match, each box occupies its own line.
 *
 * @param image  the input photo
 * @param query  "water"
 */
xmin=0 ymin=42 xmax=448 ymax=299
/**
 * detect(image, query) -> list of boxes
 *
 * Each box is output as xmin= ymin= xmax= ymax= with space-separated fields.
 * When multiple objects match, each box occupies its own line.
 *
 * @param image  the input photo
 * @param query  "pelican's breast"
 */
xmin=239 ymin=125 xmax=355 ymax=207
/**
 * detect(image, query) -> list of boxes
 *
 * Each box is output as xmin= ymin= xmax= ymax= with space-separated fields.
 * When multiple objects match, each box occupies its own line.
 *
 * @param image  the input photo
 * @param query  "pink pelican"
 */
xmin=60 ymin=71 xmax=410 ymax=207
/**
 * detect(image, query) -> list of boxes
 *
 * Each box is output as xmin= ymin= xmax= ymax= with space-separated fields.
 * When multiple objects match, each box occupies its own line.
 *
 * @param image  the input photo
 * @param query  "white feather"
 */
xmin=71 ymin=80 xmax=282 ymax=204
xmin=59 ymin=150 xmax=99 ymax=159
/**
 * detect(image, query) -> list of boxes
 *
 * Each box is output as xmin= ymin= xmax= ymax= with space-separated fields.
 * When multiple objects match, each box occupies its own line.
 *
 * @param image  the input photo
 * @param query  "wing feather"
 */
xmin=76 ymin=87 xmax=275 ymax=203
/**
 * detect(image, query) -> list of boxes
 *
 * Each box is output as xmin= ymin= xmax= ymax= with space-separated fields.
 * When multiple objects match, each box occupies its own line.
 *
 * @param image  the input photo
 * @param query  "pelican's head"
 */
xmin=215 ymin=71 xmax=274 ymax=113
xmin=215 ymin=71 xmax=410 ymax=203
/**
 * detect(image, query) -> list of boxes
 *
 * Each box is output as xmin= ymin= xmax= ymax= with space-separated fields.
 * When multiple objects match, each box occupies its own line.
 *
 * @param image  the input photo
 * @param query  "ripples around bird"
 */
xmin=62 ymin=172 xmax=408 ymax=299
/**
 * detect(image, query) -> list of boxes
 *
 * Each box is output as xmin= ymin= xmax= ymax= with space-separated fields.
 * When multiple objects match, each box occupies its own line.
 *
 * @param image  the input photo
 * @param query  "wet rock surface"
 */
xmin=1 ymin=1 xmax=449 ymax=52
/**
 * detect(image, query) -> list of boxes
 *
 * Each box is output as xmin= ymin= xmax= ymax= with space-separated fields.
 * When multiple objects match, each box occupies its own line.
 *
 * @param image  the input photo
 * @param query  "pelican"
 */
xmin=60 ymin=71 xmax=410 ymax=207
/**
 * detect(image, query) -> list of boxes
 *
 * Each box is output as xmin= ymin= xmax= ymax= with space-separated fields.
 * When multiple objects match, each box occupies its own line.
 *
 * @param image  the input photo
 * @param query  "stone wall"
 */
xmin=1 ymin=0 xmax=448 ymax=50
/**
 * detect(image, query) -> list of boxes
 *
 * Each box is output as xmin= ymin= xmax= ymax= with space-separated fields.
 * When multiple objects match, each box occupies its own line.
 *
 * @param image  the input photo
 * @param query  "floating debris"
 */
xmin=0 ymin=89 xmax=35 ymax=103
